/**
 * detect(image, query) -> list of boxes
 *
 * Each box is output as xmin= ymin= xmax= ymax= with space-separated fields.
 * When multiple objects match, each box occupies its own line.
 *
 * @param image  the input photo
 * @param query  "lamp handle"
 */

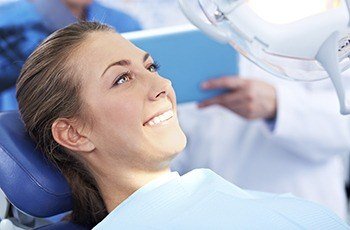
xmin=346 ymin=0 xmax=350 ymax=12
xmin=178 ymin=0 xmax=230 ymax=43
xmin=317 ymin=31 xmax=350 ymax=114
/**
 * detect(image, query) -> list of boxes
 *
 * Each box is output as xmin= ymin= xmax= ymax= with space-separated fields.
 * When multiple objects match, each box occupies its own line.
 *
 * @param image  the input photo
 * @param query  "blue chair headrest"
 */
xmin=0 ymin=111 xmax=72 ymax=217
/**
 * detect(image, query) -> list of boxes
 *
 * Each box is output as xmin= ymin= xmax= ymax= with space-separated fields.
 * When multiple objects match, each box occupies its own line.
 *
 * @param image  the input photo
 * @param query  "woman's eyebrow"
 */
xmin=100 ymin=53 xmax=150 ymax=78
xmin=143 ymin=53 xmax=150 ymax=62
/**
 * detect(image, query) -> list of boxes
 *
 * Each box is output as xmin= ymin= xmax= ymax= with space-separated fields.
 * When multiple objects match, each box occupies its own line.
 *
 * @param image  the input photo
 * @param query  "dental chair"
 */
xmin=0 ymin=25 xmax=238 ymax=229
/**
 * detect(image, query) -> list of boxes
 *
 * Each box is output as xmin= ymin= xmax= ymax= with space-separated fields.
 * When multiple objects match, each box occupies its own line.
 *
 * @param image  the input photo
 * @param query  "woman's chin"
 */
xmin=157 ymin=130 xmax=187 ymax=159
xmin=171 ymin=131 xmax=187 ymax=154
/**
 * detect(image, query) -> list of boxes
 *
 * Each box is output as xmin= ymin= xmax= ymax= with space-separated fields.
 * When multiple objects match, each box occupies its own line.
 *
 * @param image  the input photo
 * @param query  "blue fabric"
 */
xmin=0 ymin=0 xmax=48 ymax=95
xmin=0 ymin=0 xmax=141 ymax=111
xmin=94 ymin=169 xmax=349 ymax=229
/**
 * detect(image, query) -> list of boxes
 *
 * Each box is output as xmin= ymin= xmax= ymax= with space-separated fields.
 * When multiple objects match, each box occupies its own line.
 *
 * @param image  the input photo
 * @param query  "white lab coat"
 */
xmin=172 ymin=57 xmax=350 ymax=219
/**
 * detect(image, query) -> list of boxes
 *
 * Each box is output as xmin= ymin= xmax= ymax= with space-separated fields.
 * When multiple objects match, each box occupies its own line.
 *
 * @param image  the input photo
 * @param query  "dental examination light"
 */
xmin=179 ymin=0 xmax=350 ymax=115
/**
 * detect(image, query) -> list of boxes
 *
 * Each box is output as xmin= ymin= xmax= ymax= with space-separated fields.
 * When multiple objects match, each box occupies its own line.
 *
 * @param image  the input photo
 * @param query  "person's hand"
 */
xmin=198 ymin=77 xmax=277 ymax=120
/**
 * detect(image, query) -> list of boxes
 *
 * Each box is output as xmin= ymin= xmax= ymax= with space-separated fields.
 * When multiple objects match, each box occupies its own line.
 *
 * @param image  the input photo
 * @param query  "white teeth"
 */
xmin=146 ymin=110 xmax=174 ymax=126
xmin=154 ymin=117 xmax=161 ymax=124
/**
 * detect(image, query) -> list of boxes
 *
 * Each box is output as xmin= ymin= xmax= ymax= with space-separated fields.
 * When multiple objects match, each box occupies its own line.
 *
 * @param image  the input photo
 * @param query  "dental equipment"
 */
xmin=179 ymin=0 xmax=350 ymax=114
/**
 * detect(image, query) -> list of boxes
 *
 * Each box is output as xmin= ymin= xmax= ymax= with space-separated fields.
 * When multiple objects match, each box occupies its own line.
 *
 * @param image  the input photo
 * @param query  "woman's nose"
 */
xmin=148 ymin=76 xmax=172 ymax=101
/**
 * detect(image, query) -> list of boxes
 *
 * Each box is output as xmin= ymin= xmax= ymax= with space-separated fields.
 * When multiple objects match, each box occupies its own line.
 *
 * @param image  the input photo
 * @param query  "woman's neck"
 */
xmin=95 ymin=166 xmax=172 ymax=212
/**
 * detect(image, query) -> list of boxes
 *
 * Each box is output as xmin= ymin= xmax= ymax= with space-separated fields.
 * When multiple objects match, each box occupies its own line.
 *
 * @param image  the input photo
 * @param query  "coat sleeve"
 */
xmin=262 ymin=79 xmax=350 ymax=163
xmin=239 ymin=55 xmax=350 ymax=163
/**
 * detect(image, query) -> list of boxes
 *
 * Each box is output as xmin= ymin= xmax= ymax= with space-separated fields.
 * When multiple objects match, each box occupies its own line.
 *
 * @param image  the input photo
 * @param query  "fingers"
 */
xmin=198 ymin=78 xmax=277 ymax=120
xmin=198 ymin=90 xmax=246 ymax=108
xmin=201 ymin=76 xmax=245 ymax=90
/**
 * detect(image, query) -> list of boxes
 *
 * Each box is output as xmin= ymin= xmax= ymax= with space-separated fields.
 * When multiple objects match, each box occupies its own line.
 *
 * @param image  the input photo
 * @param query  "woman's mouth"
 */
xmin=144 ymin=109 xmax=174 ymax=126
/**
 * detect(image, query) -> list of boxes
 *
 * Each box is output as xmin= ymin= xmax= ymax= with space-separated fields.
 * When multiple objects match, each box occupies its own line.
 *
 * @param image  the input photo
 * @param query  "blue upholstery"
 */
xmin=0 ymin=111 xmax=72 ymax=217
xmin=0 ymin=27 xmax=238 ymax=226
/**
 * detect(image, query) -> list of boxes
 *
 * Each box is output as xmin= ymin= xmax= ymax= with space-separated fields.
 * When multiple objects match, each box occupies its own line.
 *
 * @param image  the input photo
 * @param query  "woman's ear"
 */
xmin=52 ymin=118 xmax=95 ymax=153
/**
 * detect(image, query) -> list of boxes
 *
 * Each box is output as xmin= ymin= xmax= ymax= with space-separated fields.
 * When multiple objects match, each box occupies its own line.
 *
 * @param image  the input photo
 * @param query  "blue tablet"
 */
xmin=124 ymin=25 xmax=238 ymax=104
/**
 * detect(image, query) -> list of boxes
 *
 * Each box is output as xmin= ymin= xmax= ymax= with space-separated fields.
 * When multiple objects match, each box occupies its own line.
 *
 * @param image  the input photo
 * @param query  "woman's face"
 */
xmin=76 ymin=31 xmax=186 ymax=169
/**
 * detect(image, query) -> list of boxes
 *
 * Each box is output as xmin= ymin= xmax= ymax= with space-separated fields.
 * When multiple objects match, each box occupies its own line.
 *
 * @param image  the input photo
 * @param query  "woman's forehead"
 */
xmin=82 ymin=31 xmax=143 ymax=62
xmin=85 ymin=32 xmax=130 ymax=53
xmin=73 ymin=31 xmax=145 ymax=79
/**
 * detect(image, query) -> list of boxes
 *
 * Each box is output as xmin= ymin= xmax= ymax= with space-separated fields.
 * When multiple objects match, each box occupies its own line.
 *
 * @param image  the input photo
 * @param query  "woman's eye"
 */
xmin=148 ymin=62 xmax=160 ymax=73
xmin=113 ymin=72 xmax=131 ymax=87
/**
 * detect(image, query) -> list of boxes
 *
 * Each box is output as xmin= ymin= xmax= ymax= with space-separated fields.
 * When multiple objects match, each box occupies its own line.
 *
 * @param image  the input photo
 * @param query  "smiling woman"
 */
xmin=16 ymin=21 xmax=186 ymax=228
xmin=16 ymin=21 xmax=349 ymax=229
